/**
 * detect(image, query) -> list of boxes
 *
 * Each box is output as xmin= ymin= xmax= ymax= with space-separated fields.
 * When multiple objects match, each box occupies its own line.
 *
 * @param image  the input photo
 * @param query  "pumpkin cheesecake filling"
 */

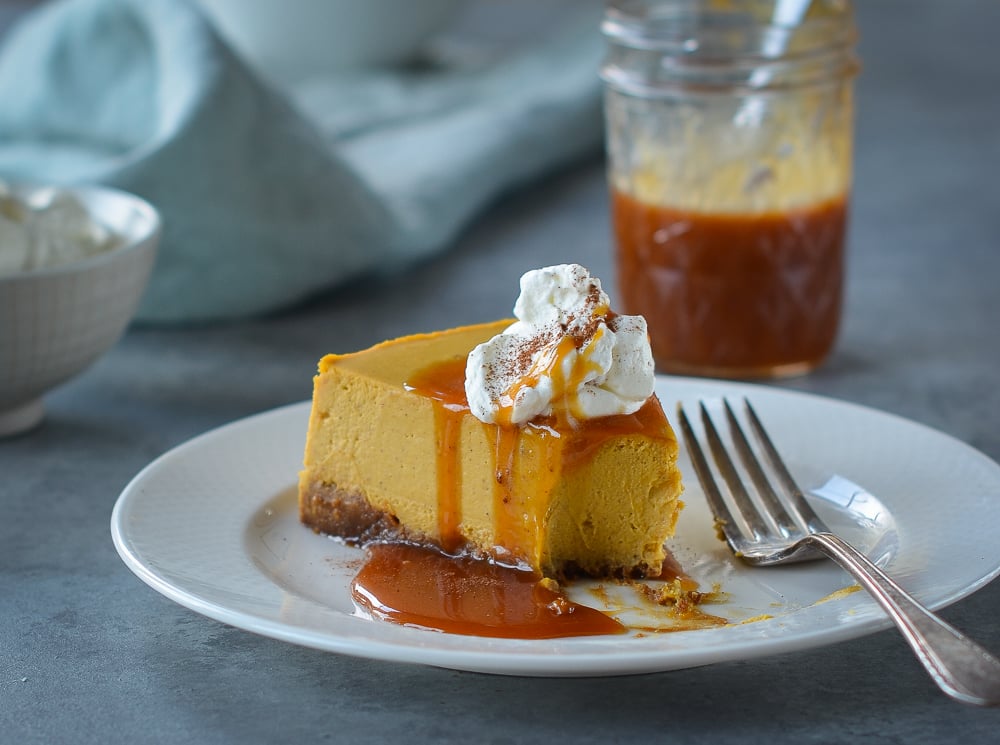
xmin=298 ymin=264 xmax=684 ymax=581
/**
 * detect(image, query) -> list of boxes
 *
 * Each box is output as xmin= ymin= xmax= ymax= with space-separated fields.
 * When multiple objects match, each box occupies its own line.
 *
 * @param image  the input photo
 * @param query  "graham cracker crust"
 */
xmin=299 ymin=479 xmax=425 ymax=546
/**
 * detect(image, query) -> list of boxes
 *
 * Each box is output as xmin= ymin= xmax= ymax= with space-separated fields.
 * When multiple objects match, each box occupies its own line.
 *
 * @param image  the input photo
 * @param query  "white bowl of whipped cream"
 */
xmin=0 ymin=182 xmax=160 ymax=436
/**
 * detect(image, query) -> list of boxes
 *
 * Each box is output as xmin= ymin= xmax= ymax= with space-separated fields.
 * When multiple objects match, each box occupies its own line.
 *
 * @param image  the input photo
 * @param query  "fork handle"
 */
xmin=805 ymin=532 xmax=1000 ymax=706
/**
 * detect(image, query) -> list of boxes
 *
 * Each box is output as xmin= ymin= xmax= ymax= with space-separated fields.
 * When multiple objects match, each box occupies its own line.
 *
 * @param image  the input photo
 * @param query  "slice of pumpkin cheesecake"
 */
xmin=298 ymin=264 xmax=683 ymax=579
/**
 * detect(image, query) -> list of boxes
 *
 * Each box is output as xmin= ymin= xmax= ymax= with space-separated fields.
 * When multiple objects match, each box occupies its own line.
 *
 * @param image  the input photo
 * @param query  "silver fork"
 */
xmin=677 ymin=397 xmax=1000 ymax=707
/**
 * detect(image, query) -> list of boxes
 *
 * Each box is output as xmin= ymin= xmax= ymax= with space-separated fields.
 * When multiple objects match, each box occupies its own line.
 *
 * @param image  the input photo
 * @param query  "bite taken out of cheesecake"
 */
xmin=298 ymin=264 xmax=684 ymax=580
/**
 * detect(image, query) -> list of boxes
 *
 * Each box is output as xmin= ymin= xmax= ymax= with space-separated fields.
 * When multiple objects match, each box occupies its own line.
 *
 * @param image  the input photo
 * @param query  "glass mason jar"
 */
xmin=602 ymin=0 xmax=859 ymax=378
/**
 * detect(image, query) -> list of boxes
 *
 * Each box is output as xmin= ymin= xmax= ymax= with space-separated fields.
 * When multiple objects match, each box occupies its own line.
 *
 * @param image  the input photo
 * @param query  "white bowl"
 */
xmin=195 ymin=0 xmax=462 ymax=84
xmin=0 ymin=184 xmax=160 ymax=436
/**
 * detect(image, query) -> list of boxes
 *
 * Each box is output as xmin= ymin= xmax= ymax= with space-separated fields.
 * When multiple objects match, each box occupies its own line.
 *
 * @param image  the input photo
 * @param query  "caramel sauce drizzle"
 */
xmin=404 ymin=355 xmax=467 ymax=551
xmin=494 ymin=314 xmax=609 ymax=427
xmin=487 ymin=319 xmax=615 ymax=561
xmin=490 ymin=424 xmax=526 ymax=558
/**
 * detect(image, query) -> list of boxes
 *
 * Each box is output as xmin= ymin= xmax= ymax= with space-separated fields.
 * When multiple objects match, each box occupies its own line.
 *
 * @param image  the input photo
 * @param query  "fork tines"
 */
xmin=677 ymin=397 xmax=825 ymax=563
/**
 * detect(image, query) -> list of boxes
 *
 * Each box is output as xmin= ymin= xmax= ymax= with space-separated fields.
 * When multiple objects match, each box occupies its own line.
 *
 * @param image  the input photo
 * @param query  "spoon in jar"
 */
xmin=734 ymin=0 xmax=812 ymax=128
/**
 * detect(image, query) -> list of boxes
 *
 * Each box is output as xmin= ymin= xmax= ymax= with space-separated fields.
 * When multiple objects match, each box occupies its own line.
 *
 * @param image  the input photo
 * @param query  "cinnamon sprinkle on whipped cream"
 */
xmin=465 ymin=264 xmax=655 ymax=426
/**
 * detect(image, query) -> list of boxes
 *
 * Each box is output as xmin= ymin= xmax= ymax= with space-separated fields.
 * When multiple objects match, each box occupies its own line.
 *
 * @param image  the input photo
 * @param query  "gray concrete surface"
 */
xmin=3 ymin=1 xmax=1000 ymax=742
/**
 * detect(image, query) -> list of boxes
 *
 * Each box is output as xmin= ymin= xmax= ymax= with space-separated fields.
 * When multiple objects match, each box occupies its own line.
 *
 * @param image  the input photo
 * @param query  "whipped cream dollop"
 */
xmin=0 ymin=185 xmax=121 ymax=276
xmin=465 ymin=264 xmax=655 ymax=426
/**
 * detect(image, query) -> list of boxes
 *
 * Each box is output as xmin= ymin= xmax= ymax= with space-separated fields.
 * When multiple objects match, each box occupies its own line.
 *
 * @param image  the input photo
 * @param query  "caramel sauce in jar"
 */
xmin=612 ymin=190 xmax=848 ymax=378
xmin=601 ymin=0 xmax=858 ymax=379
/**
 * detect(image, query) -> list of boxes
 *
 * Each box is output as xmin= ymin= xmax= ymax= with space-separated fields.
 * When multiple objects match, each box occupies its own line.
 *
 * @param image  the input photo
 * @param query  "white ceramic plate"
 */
xmin=111 ymin=377 xmax=1000 ymax=676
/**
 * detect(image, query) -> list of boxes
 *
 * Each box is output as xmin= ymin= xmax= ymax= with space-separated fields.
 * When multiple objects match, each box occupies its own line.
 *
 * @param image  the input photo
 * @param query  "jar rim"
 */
xmin=602 ymin=0 xmax=856 ymax=57
xmin=601 ymin=0 xmax=859 ymax=97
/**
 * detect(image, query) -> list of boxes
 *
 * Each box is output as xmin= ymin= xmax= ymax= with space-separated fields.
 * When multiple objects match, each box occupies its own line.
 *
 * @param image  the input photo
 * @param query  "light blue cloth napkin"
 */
xmin=0 ymin=0 xmax=604 ymax=323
